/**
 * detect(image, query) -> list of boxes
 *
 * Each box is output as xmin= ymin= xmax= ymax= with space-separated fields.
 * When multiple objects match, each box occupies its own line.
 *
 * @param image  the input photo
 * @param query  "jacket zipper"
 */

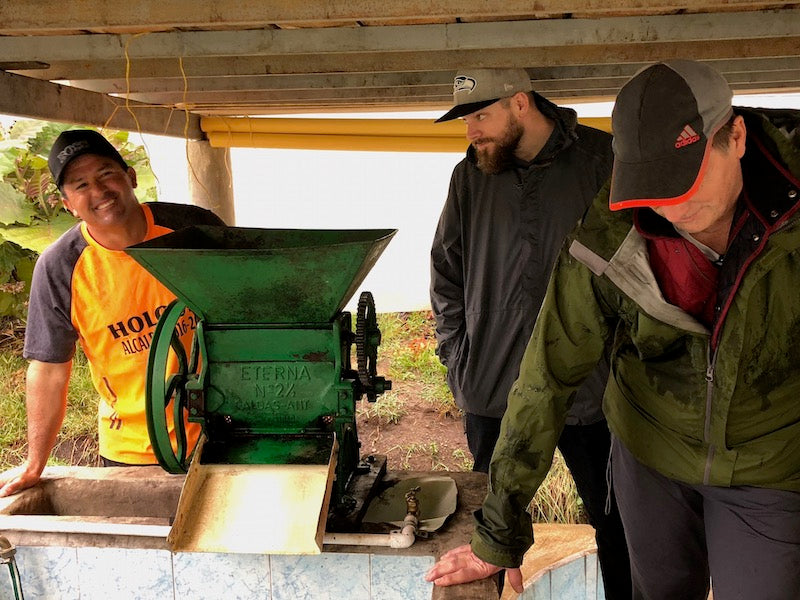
xmin=703 ymin=344 xmax=718 ymax=484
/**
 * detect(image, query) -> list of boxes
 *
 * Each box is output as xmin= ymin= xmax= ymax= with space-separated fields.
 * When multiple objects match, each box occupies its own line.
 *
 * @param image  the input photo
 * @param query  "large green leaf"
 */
xmin=0 ymin=242 xmax=36 ymax=318
xmin=0 ymin=241 xmax=27 ymax=277
xmin=0 ymin=212 xmax=77 ymax=253
xmin=0 ymin=120 xmax=50 ymax=177
xmin=0 ymin=181 xmax=37 ymax=226
xmin=9 ymin=119 xmax=49 ymax=144
xmin=0 ymin=292 xmax=17 ymax=317
xmin=135 ymin=164 xmax=158 ymax=202
xmin=0 ymin=140 xmax=24 ymax=177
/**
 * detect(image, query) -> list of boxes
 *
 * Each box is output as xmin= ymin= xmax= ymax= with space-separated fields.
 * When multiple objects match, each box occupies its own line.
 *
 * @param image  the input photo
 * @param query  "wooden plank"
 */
xmin=59 ymin=57 xmax=800 ymax=96
xmin=0 ymin=70 xmax=203 ymax=139
xmin=13 ymin=37 xmax=800 ymax=83
xmin=119 ymin=86 xmax=453 ymax=105
xmin=114 ymin=68 xmax=800 ymax=106
xmin=0 ymin=1 xmax=795 ymax=34
xmin=2 ymin=11 xmax=799 ymax=62
xmin=45 ymin=71 xmax=457 ymax=95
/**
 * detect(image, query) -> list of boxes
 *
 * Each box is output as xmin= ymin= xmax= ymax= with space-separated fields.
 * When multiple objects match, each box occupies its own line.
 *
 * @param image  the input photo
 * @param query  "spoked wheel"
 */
xmin=146 ymin=299 xmax=198 ymax=473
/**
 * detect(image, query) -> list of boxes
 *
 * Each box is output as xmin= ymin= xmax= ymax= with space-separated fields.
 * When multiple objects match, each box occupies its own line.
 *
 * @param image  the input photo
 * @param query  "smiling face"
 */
xmin=651 ymin=116 xmax=746 ymax=252
xmin=60 ymin=153 xmax=145 ymax=246
xmin=462 ymin=98 xmax=524 ymax=174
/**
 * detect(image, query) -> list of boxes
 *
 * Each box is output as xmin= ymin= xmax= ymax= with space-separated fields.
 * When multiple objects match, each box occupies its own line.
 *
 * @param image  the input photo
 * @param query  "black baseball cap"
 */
xmin=435 ymin=68 xmax=533 ymax=123
xmin=609 ymin=60 xmax=734 ymax=211
xmin=48 ymin=129 xmax=128 ymax=188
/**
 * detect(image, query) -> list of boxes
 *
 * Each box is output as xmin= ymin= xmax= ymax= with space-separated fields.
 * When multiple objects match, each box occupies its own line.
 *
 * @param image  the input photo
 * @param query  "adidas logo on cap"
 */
xmin=675 ymin=124 xmax=701 ymax=148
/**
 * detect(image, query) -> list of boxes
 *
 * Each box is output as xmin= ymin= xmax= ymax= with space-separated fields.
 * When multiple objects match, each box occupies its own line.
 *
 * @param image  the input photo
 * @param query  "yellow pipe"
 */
xmin=201 ymin=117 xmax=466 ymax=137
xmin=206 ymin=131 xmax=469 ymax=153
xmin=201 ymin=117 xmax=612 ymax=152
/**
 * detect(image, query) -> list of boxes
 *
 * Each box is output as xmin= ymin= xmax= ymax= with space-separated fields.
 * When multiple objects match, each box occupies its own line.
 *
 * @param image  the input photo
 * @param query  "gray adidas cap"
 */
xmin=435 ymin=68 xmax=533 ymax=123
xmin=609 ymin=60 xmax=734 ymax=210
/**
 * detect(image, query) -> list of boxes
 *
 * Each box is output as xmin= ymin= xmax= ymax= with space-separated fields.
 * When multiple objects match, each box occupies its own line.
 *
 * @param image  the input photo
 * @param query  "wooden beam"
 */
xmin=105 ymin=68 xmax=800 ymax=106
xmin=0 ymin=70 xmax=203 ymax=139
xmin=53 ymin=71 xmax=457 ymax=95
xmin=13 ymin=38 xmax=800 ymax=81
xmin=2 ymin=11 xmax=798 ymax=62
xmin=0 ymin=1 xmax=796 ymax=34
xmin=59 ymin=57 xmax=800 ymax=96
xmin=115 ymin=86 xmax=453 ymax=106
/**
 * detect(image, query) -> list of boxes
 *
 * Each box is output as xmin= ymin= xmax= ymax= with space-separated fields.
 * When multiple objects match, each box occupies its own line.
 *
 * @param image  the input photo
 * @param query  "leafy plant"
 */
xmin=0 ymin=119 xmax=157 ymax=317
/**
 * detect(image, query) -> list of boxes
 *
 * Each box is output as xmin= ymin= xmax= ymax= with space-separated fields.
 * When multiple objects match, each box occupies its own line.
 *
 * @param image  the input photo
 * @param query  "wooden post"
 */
xmin=187 ymin=140 xmax=235 ymax=226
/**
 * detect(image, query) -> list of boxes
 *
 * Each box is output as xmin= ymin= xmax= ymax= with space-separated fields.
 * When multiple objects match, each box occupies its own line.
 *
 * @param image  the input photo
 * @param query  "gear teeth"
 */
xmin=356 ymin=291 xmax=377 ymax=390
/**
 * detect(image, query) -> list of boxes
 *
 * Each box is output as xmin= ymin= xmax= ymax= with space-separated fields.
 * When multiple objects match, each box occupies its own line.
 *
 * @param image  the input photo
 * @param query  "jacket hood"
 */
xmin=736 ymin=106 xmax=800 ymax=178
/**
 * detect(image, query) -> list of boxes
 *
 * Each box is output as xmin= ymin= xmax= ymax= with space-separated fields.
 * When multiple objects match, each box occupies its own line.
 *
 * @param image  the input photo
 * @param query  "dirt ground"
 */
xmin=355 ymin=381 xmax=472 ymax=473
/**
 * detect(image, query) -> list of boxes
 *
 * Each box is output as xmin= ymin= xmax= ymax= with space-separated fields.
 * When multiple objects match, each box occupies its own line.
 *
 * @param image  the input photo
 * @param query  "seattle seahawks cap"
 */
xmin=435 ymin=68 xmax=533 ymax=123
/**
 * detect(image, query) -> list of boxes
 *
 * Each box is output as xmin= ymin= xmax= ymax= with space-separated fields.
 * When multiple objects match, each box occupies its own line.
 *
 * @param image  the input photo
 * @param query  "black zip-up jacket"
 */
xmin=430 ymin=94 xmax=612 ymax=420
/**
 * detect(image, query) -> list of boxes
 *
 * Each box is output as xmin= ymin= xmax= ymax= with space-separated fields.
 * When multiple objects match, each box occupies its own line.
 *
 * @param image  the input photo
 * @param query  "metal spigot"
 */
xmin=405 ymin=486 xmax=421 ymax=517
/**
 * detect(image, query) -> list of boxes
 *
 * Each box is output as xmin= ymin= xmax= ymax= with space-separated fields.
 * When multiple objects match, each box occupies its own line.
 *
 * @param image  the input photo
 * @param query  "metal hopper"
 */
xmin=126 ymin=225 xmax=396 ymax=324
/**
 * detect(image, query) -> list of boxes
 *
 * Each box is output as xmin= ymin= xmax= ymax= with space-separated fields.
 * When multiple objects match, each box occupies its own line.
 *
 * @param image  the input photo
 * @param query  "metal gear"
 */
xmin=355 ymin=291 xmax=379 ymax=399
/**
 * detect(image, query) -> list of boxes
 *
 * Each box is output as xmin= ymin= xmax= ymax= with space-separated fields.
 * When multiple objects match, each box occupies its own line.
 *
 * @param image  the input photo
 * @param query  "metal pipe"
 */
xmin=324 ymin=485 xmax=422 ymax=549
xmin=200 ymin=116 xmax=612 ymax=151
xmin=323 ymin=513 xmax=419 ymax=549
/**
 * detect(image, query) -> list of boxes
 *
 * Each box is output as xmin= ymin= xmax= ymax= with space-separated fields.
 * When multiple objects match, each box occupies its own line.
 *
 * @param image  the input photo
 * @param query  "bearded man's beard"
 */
xmin=474 ymin=116 xmax=524 ymax=175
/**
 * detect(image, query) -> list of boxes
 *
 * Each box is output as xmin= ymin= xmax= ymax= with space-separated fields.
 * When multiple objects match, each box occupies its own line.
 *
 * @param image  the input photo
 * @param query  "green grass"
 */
xmin=451 ymin=448 xmax=474 ymax=471
xmin=356 ymin=389 xmax=407 ymax=424
xmin=388 ymin=441 xmax=445 ymax=471
xmin=376 ymin=311 xmax=459 ymax=418
xmin=0 ymin=319 xmax=98 ymax=471
xmin=0 ymin=353 xmax=27 ymax=451
xmin=531 ymin=451 xmax=587 ymax=524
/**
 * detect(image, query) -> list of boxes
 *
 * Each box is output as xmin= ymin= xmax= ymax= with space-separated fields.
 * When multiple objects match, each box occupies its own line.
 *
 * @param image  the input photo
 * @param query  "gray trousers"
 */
xmin=611 ymin=437 xmax=800 ymax=600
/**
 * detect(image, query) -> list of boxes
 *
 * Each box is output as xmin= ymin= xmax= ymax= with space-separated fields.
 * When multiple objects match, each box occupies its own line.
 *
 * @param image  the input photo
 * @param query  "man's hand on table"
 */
xmin=425 ymin=544 xmax=524 ymax=593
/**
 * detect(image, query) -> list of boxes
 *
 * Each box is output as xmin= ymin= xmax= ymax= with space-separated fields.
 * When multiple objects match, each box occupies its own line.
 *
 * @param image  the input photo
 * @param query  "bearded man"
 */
xmin=429 ymin=68 xmax=631 ymax=598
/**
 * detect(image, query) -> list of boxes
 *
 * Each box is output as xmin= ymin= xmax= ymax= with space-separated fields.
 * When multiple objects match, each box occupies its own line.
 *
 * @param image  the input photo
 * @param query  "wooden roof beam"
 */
xmin=0 ymin=70 xmax=203 ymax=139
xmin=1 ymin=1 xmax=797 ymax=34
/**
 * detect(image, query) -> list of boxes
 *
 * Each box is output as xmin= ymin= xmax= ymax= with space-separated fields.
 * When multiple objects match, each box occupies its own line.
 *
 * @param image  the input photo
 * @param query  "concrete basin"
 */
xmin=0 ymin=466 xmax=183 ymax=548
xmin=0 ymin=467 xmax=501 ymax=599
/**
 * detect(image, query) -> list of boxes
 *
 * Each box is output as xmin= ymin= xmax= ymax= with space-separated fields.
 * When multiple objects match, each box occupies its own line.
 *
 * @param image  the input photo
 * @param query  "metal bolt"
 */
xmin=789 ymin=189 xmax=797 ymax=199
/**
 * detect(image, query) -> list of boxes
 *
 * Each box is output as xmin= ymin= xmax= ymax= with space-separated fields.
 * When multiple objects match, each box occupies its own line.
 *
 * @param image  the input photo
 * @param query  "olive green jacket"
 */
xmin=472 ymin=107 xmax=800 ymax=568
